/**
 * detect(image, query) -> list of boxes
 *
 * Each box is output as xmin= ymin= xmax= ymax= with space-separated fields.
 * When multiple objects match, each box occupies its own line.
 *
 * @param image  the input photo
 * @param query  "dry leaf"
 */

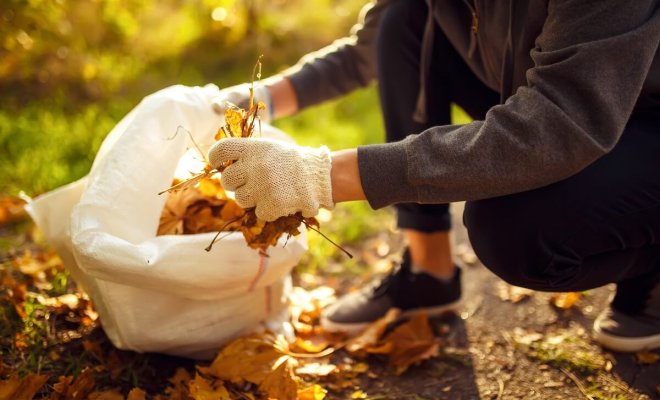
xmin=126 ymin=388 xmax=147 ymax=400
xmin=188 ymin=373 xmax=230 ymax=400
xmin=88 ymin=389 xmax=124 ymax=400
xmin=0 ymin=196 xmax=27 ymax=225
xmin=497 ymin=282 xmax=533 ymax=304
xmin=297 ymin=384 xmax=327 ymax=400
xmin=0 ymin=374 xmax=48 ymax=400
xmin=157 ymin=81 xmax=323 ymax=255
xmin=381 ymin=313 xmax=440 ymax=375
xmin=202 ymin=334 xmax=299 ymax=400
xmin=550 ymin=292 xmax=581 ymax=309
xmin=259 ymin=357 xmax=298 ymax=400
xmin=346 ymin=308 xmax=400 ymax=354
xmin=51 ymin=368 xmax=95 ymax=400
xmin=635 ymin=350 xmax=660 ymax=365
xmin=163 ymin=368 xmax=192 ymax=400
xmin=296 ymin=362 xmax=337 ymax=377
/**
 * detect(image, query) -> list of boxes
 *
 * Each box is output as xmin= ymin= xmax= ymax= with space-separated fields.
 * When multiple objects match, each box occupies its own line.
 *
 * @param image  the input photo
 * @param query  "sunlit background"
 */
xmin=0 ymin=0 xmax=383 ymax=196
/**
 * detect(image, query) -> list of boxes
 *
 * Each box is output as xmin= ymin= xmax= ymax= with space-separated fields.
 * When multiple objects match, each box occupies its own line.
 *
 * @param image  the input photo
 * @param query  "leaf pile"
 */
xmin=157 ymin=82 xmax=319 ymax=253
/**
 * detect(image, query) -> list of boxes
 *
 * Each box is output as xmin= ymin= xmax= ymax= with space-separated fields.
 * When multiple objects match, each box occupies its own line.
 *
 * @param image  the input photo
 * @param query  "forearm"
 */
xmin=263 ymin=76 xmax=299 ymax=119
xmin=330 ymin=149 xmax=366 ymax=203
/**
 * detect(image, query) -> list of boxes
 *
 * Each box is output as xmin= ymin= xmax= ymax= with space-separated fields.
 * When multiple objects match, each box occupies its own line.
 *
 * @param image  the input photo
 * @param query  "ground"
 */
xmin=319 ymin=203 xmax=660 ymax=400
xmin=0 ymin=201 xmax=658 ymax=400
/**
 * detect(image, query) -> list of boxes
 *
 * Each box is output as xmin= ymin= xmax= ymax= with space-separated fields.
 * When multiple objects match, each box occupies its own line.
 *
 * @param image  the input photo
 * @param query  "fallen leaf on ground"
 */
xmin=497 ymin=282 xmax=533 ymax=304
xmin=0 ymin=374 xmax=48 ymax=400
xmin=51 ymin=367 xmax=95 ymax=400
xmin=0 ymin=196 xmax=27 ymax=225
xmin=346 ymin=308 xmax=400 ymax=355
xmin=88 ymin=389 xmax=124 ymax=400
xmin=188 ymin=373 xmax=230 ymax=400
xmin=635 ymin=350 xmax=660 ymax=365
xmin=201 ymin=334 xmax=299 ymax=400
xmin=126 ymin=388 xmax=147 ymax=400
xmin=296 ymin=362 xmax=337 ymax=377
xmin=550 ymin=292 xmax=581 ymax=309
xmin=380 ymin=313 xmax=440 ymax=375
xmin=161 ymin=367 xmax=192 ymax=399
xmin=297 ymin=384 xmax=327 ymax=400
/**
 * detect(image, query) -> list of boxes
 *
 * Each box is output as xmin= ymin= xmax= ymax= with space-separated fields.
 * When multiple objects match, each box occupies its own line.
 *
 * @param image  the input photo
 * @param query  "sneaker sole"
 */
xmin=593 ymin=325 xmax=660 ymax=352
xmin=320 ymin=298 xmax=464 ymax=336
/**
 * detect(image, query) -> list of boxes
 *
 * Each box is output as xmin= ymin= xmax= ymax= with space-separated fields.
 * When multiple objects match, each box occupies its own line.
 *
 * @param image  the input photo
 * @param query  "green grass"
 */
xmin=0 ymin=100 xmax=134 ymax=196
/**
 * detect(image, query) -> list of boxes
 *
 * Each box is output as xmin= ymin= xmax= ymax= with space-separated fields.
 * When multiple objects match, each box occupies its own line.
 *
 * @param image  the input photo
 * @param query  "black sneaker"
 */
xmin=320 ymin=250 xmax=463 ymax=335
xmin=593 ymin=276 xmax=660 ymax=352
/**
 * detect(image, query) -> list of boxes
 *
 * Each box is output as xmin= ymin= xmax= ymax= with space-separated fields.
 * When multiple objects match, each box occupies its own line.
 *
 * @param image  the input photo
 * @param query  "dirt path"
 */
xmin=330 ymin=203 xmax=659 ymax=400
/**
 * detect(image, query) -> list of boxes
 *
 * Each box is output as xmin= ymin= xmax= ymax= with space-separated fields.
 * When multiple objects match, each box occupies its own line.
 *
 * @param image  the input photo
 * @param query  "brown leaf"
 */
xmin=346 ymin=308 xmax=400 ymax=354
xmin=381 ymin=313 xmax=440 ymax=375
xmin=126 ymin=388 xmax=147 ymax=400
xmin=636 ymin=350 xmax=660 ymax=365
xmin=88 ymin=389 xmax=124 ymax=400
xmin=0 ymin=196 xmax=27 ymax=225
xmin=51 ymin=368 xmax=95 ymax=400
xmin=188 ymin=373 xmax=229 ymax=400
xmin=0 ymin=374 xmax=48 ymax=400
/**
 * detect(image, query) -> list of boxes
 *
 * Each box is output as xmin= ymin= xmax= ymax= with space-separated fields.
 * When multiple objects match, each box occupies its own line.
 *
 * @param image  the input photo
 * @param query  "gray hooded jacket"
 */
xmin=283 ymin=0 xmax=660 ymax=208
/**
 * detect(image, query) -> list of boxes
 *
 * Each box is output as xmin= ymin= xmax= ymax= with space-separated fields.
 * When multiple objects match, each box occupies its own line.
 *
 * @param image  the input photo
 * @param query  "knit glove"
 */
xmin=207 ymin=138 xmax=334 ymax=221
xmin=211 ymin=83 xmax=273 ymax=123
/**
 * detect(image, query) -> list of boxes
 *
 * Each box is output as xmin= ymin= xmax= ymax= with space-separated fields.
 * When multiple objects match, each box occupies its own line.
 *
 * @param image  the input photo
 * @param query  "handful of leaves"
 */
xmin=157 ymin=77 xmax=320 ymax=254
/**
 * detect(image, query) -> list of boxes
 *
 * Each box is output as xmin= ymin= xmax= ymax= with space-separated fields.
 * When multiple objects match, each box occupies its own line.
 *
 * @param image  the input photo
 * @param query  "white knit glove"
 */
xmin=211 ymin=83 xmax=273 ymax=123
xmin=207 ymin=138 xmax=334 ymax=221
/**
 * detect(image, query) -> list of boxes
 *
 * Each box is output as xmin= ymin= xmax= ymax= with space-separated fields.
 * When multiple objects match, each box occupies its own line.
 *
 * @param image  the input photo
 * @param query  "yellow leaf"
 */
xmin=164 ymin=368 xmax=192 ymax=399
xmin=259 ymin=357 xmax=298 ymax=400
xmin=224 ymin=107 xmax=244 ymax=137
xmin=188 ymin=373 xmax=230 ymax=400
xmin=297 ymin=384 xmax=327 ymax=400
xmin=550 ymin=292 xmax=581 ymax=309
xmin=204 ymin=334 xmax=299 ymax=400
xmin=350 ymin=389 xmax=367 ymax=399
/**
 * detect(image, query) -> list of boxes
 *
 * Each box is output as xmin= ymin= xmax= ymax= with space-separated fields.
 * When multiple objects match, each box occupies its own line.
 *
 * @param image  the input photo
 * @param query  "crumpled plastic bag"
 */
xmin=26 ymin=84 xmax=307 ymax=359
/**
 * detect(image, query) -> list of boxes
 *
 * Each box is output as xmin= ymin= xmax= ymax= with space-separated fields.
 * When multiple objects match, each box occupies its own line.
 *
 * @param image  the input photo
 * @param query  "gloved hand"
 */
xmin=211 ymin=83 xmax=273 ymax=123
xmin=207 ymin=138 xmax=334 ymax=222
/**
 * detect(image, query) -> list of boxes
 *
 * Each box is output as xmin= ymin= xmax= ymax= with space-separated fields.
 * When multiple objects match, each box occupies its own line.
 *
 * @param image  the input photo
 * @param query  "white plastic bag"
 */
xmin=26 ymin=85 xmax=307 ymax=359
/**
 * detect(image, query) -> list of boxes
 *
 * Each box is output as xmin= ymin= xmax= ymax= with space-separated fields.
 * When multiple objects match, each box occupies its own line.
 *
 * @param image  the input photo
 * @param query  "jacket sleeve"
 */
xmin=358 ymin=0 xmax=660 ymax=209
xmin=282 ymin=1 xmax=390 ymax=109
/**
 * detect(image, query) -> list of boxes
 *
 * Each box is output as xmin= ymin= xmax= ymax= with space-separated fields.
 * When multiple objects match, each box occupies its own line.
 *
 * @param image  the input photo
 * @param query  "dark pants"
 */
xmin=376 ymin=0 xmax=500 ymax=233
xmin=376 ymin=0 xmax=660 ymax=297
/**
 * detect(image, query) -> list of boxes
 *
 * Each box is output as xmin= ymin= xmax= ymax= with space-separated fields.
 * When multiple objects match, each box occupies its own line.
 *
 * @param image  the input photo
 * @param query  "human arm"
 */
xmin=207 ymin=140 xmax=364 ymax=221
xmin=213 ymin=1 xmax=387 ymax=120
xmin=357 ymin=0 xmax=660 ymax=208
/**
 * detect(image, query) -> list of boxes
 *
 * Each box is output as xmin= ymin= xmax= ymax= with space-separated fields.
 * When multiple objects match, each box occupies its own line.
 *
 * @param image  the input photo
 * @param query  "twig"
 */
xmin=559 ymin=367 xmax=595 ymax=400
xmin=496 ymin=378 xmax=505 ymax=400
xmin=205 ymin=217 xmax=244 ymax=251
xmin=300 ymin=219 xmax=353 ymax=259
